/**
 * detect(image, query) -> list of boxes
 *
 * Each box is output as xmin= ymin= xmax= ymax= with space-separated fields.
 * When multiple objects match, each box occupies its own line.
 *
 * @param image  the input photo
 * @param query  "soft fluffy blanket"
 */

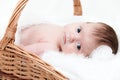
xmin=42 ymin=46 xmax=120 ymax=80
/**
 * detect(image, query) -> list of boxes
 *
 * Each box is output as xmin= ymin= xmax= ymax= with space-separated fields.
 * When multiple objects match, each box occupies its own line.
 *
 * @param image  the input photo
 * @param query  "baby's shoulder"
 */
xmin=21 ymin=24 xmax=41 ymax=32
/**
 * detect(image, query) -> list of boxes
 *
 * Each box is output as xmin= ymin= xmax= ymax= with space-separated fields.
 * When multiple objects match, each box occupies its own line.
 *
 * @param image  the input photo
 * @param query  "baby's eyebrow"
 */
xmin=86 ymin=22 xmax=91 ymax=24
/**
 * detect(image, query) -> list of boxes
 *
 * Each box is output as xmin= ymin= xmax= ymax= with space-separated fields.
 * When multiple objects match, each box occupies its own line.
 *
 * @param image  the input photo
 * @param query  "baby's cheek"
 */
xmin=62 ymin=45 xmax=75 ymax=54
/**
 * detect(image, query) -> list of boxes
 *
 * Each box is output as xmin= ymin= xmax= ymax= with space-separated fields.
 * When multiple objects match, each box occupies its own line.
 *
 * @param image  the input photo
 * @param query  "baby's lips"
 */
xmin=66 ymin=32 xmax=70 ymax=44
xmin=63 ymin=32 xmax=66 ymax=44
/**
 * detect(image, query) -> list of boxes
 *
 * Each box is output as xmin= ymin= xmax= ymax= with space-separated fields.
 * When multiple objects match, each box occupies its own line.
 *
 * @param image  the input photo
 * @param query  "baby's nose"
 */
xmin=69 ymin=33 xmax=79 ymax=42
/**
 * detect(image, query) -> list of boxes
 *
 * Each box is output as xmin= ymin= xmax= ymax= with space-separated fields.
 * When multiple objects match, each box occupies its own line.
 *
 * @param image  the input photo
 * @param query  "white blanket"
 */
xmin=42 ymin=46 xmax=120 ymax=80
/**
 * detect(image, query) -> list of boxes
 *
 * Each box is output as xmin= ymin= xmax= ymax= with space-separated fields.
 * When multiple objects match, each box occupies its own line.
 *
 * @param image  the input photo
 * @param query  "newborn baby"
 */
xmin=20 ymin=22 xmax=118 ymax=56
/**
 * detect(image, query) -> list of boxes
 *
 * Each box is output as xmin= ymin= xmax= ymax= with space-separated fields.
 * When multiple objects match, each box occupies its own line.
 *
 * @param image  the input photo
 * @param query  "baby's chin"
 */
xmin=58 ymin=34 xmax=65 ymax=48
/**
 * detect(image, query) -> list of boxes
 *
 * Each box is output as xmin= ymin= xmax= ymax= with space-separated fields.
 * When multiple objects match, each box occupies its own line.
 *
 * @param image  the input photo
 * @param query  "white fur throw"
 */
xmin=42 ymin=45 xmax=120 ymax=80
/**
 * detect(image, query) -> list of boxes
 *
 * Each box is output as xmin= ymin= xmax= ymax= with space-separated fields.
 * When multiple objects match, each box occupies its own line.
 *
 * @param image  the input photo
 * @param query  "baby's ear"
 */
xmin=89 ymin=45 xmax=114 ymax=60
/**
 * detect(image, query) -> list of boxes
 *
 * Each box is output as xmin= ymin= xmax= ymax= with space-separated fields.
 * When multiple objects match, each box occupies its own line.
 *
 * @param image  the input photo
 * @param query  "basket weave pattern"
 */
xmin=0 ymin=0 xmax=82 ymax=79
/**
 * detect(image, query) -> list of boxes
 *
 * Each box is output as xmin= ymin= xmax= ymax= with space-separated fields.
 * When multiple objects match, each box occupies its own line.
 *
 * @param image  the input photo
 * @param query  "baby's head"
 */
xmin=58 ymin=22 xmax=118 ymax=56
xmin=93 ymin=22 xmax=118 ymax=54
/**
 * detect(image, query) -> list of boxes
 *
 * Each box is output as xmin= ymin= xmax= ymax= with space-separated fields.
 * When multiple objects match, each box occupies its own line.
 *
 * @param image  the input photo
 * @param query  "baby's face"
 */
xmin=59 ymin=22 xmax=101 ymax=56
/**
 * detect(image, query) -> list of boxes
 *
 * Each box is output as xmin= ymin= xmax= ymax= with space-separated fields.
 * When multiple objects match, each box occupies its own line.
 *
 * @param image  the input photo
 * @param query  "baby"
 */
xmin=19 ymin=22 xmax=118 ymax=56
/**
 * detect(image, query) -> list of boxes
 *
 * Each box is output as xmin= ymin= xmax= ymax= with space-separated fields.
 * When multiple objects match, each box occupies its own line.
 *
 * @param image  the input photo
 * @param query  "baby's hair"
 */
xmin=93 ymin=22 xmax=118 ymax=54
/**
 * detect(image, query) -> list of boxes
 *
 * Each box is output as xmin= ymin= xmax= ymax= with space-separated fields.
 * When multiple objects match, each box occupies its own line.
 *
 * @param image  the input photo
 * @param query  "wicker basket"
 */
xmin=0 ymin=0 xmax=82 ymax=79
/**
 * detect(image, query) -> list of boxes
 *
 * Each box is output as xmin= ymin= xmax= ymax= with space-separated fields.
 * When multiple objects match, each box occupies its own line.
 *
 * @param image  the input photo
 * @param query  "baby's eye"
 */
xmin=77 ymin=27 xmax=81 ymax=33
xmin=76 ymin=43 xmax=81 ymax=50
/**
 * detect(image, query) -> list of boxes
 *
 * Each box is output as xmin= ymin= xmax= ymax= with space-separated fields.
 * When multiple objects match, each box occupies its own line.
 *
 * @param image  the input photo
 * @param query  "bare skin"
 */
xmin=20 ymin=22 xmax=101 ymax=56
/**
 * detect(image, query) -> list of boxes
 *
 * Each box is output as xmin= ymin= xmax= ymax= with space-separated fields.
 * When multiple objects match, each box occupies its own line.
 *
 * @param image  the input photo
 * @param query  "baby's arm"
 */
xmin=21 ymin=43 xmax=58 ymax=57
xmin=21 ymin=43 xmax=44 ymax=56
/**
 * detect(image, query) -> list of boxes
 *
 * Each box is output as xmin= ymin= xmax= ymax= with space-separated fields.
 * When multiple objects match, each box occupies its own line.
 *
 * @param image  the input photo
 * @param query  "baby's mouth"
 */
xmin=63 ymin=32 xmax=66 ymax=44
xmin=64 ymin=32 xmax=69 ymax=44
